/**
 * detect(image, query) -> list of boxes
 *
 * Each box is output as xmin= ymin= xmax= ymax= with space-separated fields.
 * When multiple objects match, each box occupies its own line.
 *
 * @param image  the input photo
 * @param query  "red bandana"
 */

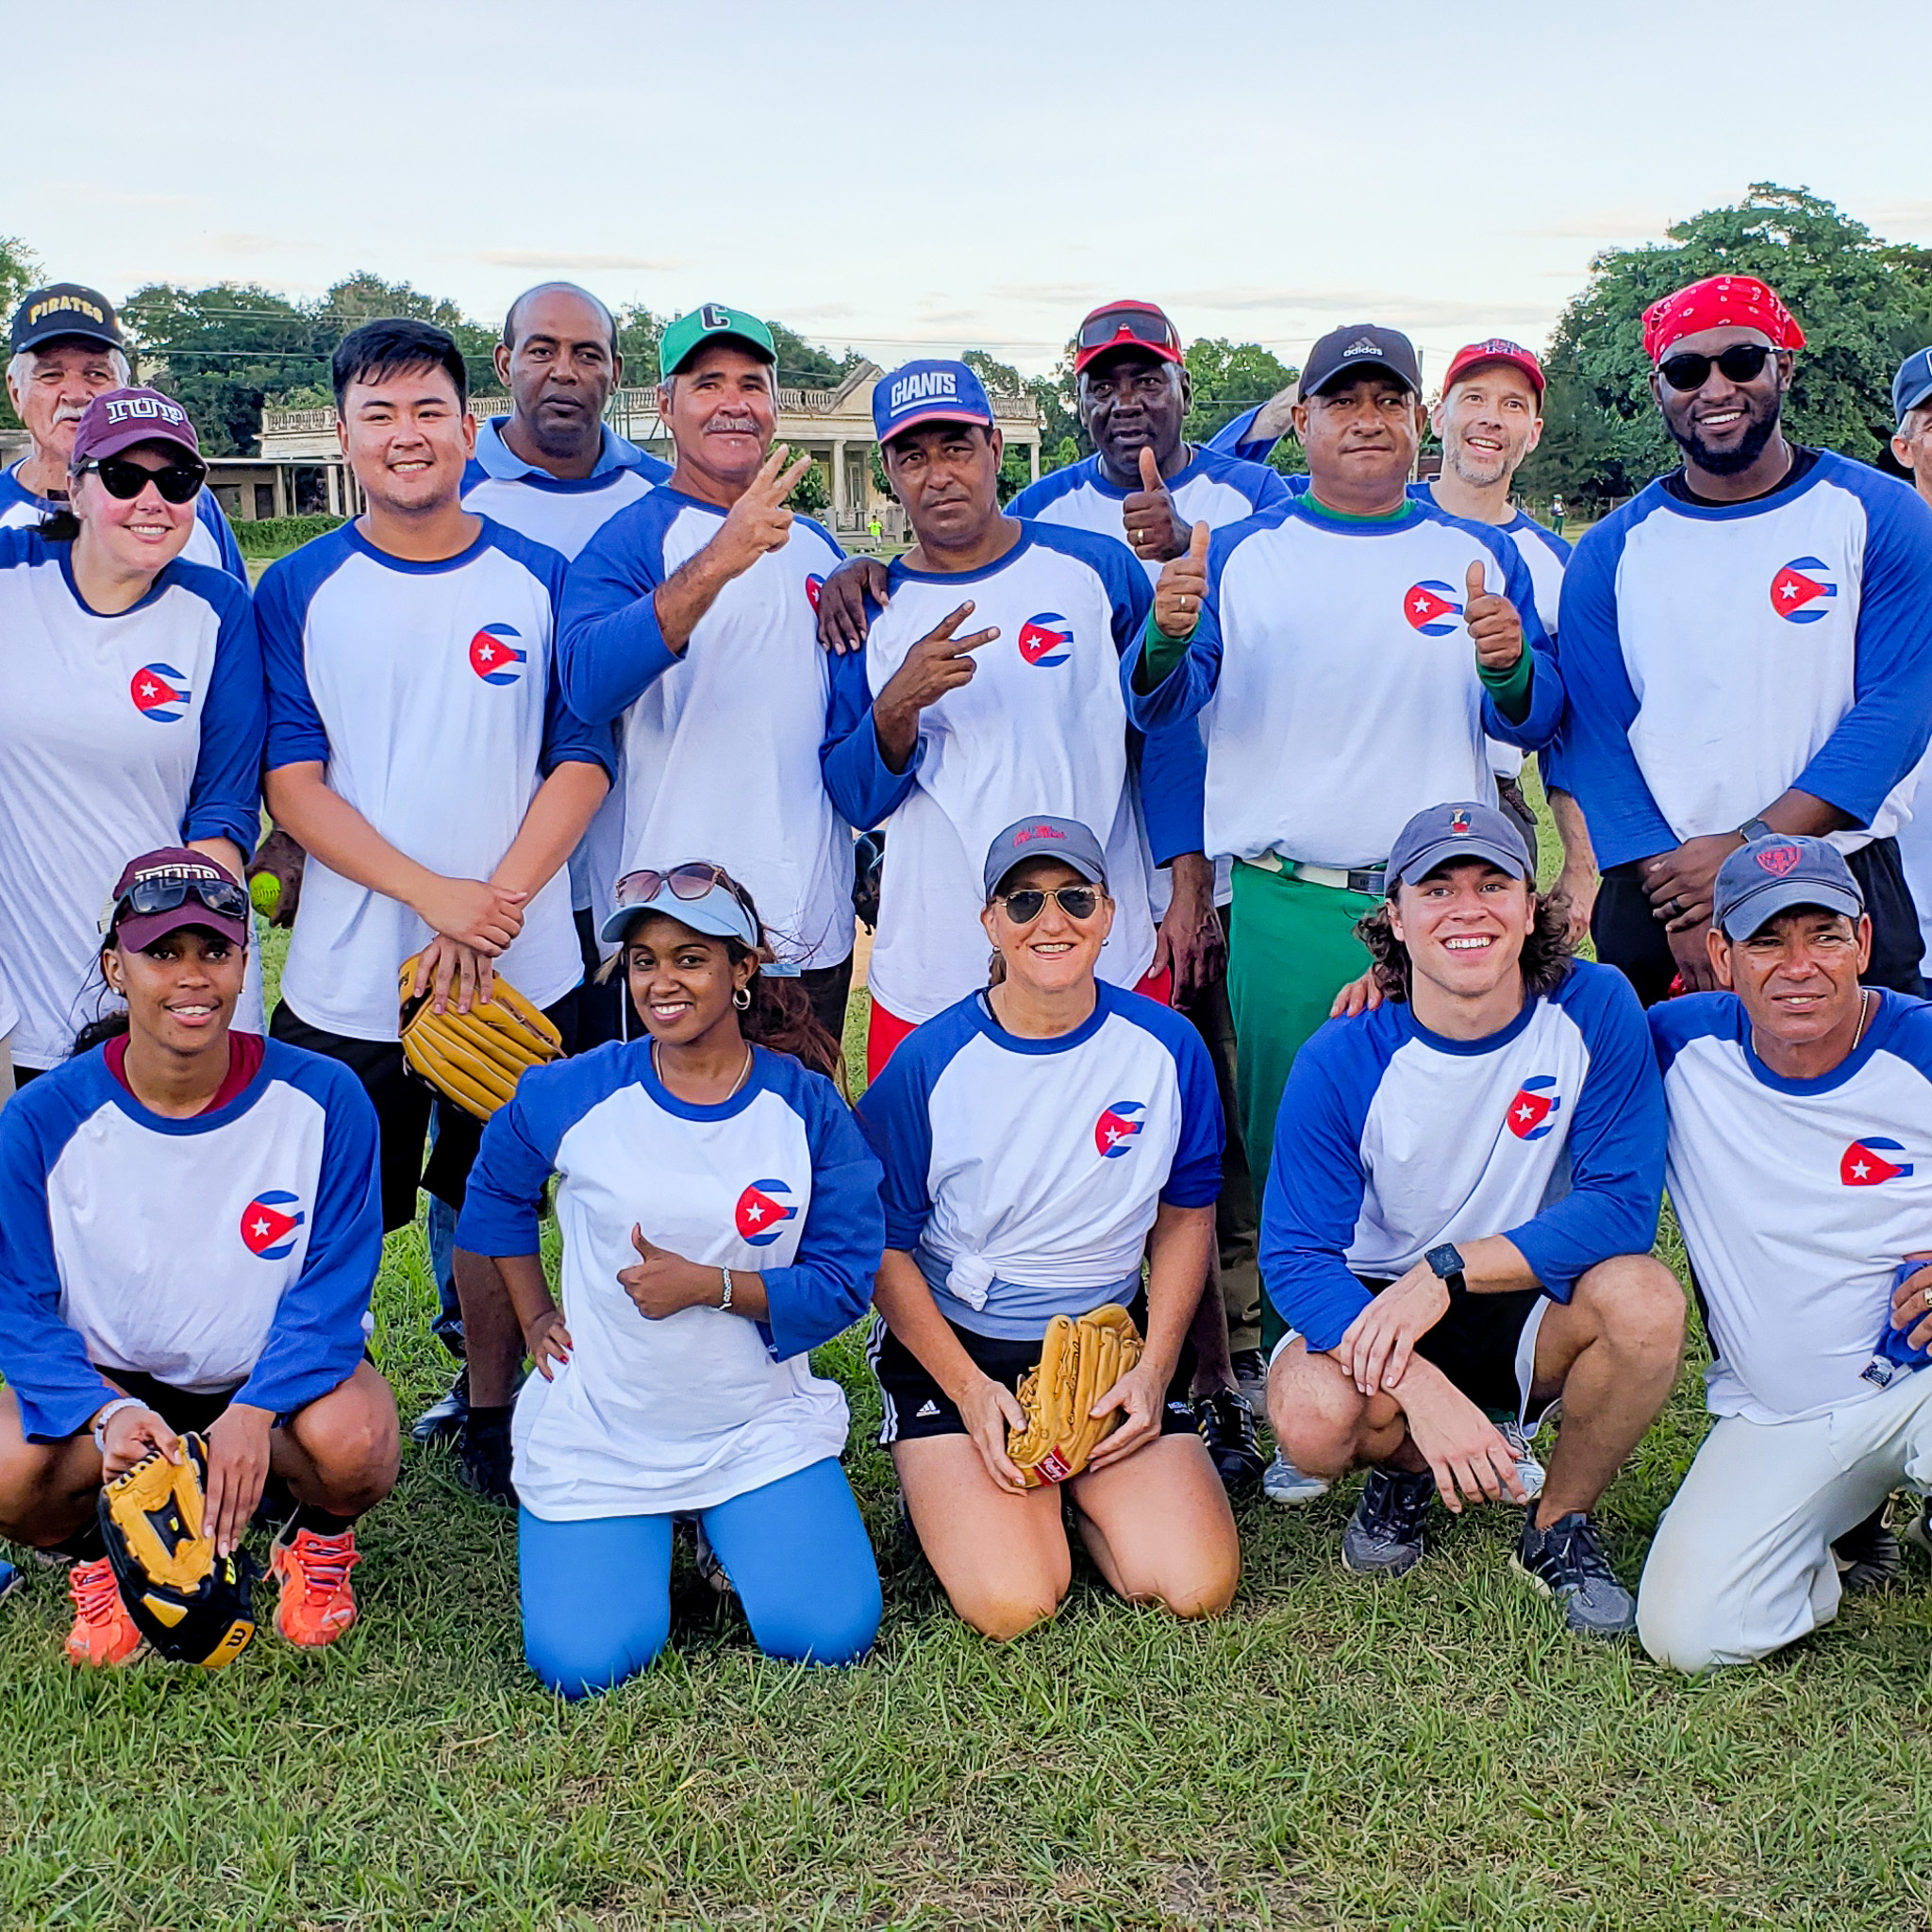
xmin=1641 ymin=275 xmax=1807 ymax=364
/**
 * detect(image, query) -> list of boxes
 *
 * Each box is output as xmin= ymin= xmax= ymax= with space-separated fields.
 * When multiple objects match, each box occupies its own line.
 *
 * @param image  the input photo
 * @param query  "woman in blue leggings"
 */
xmin=456 ymin=863 xmax=885 ymax=1695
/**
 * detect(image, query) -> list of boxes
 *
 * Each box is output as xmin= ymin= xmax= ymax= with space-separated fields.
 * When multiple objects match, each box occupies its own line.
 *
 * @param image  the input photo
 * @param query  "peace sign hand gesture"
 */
xmin=711 ymin=442 xmax=816 ymax=579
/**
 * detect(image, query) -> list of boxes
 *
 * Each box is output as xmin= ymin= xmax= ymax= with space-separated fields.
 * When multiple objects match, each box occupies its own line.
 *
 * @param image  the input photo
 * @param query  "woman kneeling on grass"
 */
xmin=857 ymin=818 xmax=1240 ymax=1639
xmin=455 ymin=862 xmax=885 ymax=1697
xmin=0 ymin=848 xmax=398 ymax=1665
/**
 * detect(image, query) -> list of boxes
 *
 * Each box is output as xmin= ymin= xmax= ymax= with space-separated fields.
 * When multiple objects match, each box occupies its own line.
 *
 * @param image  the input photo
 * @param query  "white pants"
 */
xmin=1637 ymin=1370 xmax=1932 ymax=1672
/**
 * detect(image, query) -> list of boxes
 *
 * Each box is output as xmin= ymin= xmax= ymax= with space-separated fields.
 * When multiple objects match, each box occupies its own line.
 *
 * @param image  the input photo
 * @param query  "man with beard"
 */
xmin=1550 ymin=274 xmax=1932 ymax=1008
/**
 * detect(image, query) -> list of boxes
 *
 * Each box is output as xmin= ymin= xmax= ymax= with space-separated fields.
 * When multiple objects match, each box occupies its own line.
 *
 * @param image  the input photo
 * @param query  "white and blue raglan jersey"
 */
xmin=1550 ymin=452 xmax=1932 ymax=871
xmin=856 ymin=983 xmax=1223 ymax=1341
xmin=820 ymin=521 xmax=1205 ymax=1024
xmin=259 ymin=519 xmax=611 ymax=1042
xmin=0 ymin=461 xmax=247 ymax=583
xmin=462 ymin=418 xmax=673 ymax=941
xmin=1205 ymin=407 xmax=1278 ymax=467
xmin=0 ymin=530 xmax=263 ymax=1069
xmin=1654 ymin=991 xmax=1932 ymax=1424
xmin=1124 ymin=494 xmax=1563 ymax=872
xmin=457 ymin=1041 xmax=884 ymax=1520
xmin=0 ymin=1038 xmax=381 ymax=1441
xmin=1262 ymin=961 xmax=1663 ymax=1353
xmin=558 ymin=491 xmax=855 ymax=971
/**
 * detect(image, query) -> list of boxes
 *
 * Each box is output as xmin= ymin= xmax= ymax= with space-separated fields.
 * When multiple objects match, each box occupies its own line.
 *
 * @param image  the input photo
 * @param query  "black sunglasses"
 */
xmin=104 ymin=874 xmax=249 ymax=935
xmin=997 ymin=885 xmax=1105 ymax=924
xmin=1078 ymin=308 xmax=1178 ymax=355
xmin=79 ymin=456 xmax=208 ymax=504
xmin=1657 ymin=343 xmax=1778 ymax=393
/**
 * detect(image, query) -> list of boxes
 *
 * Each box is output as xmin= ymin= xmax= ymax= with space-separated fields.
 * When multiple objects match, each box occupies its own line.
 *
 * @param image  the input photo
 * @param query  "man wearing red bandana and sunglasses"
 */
xmin=1548 ymin=272 xmax=1932 ymax=1013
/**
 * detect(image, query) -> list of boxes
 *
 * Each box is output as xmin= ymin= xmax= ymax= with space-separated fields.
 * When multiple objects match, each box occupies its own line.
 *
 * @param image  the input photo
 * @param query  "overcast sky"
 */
xmin=12 ymin=0 xmax=1928 ymax=384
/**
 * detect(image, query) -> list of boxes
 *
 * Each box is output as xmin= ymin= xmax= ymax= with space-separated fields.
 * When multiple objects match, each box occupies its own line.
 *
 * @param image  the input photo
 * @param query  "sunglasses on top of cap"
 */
xmin=77 ymin=455 xmax=208 ymax=504
xmin=613 ymin=862 xmax=747 ymax=909
xmin=103 ymin=873 xmax=249 ymax=935
xmin=996 ymin=884 xmax=1106 ymax=924
xmin=1078 ymin=308 xmax=1178 ymax=356
xmin=1656 ymin=343 xmax=1780 ymax=392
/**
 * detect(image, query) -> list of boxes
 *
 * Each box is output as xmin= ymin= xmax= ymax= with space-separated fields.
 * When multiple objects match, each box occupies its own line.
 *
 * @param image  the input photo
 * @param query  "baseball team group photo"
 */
xmin=7 ymin=5 xmax=1932 ymax=1924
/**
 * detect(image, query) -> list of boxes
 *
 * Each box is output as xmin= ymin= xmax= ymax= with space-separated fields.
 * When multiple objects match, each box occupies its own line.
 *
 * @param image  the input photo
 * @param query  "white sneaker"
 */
xmin=1498 ymin=1418 xmax=1546 ymax=1502
xmin=1263 ymin=1451 xmax=1331 ymax=1505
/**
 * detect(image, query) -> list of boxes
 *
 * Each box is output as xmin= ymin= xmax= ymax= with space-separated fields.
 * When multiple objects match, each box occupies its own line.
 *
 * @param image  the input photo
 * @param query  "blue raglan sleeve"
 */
xmin=1245 ymin=464 xmax=1292 ymax=513
xmin=1120 ymin=520 xmax=1243 ymax=731
xmin=181 ymin=573 xmax=266 ymax=853
xmin=234 ymin=1066 xmax=383 ymax=1417
xmin=1791 ymin=475 xmax=1932 ymax=826
xmin=556 ymin=500 xmax=680 ymax=724
xmin=753 ymin=1074 xmax=886 ymax=1359
xmin=1479 ymin=531 xmax=1563 ymax=751
xmin=456 ymin=1063 xmax=578 ymax=1256
xmin=1258 ymin=1024 xmax=1380 ymax=1352
xmin=0 ymin=1090 xmax=122 ymax=1441
xmin=819 ymin=608 xmax=923 ymax=829
xmin=1502 ymin=972 xmax=1665 ymax=1299
xmin=1207 ymin=407 xmax=1276 ymax=463
xmin=196 ymin=490 xmax=249 ymax=585
xmin=258 ymin=552 xmax=332 ymax=770
xmin=527 ymin=542 xmax=616 ymax=779
xmin=1546 ymin=516 xmax=1679 ymax=867
xmin=1157 ymin=1020 xmax=1225 ymax=1208
xmin=854 ymin=1041 xmax=941 ymax=1252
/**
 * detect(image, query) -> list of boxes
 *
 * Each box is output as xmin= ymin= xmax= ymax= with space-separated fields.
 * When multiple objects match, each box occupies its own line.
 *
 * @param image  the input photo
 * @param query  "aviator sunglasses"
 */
xmin=1656 ymin=343 xmax=1779 ymax=393
xmin=997 ymin=884 xmax=1106 ymax=924
xmin=77 ymin=455 xmax=208 ymax=504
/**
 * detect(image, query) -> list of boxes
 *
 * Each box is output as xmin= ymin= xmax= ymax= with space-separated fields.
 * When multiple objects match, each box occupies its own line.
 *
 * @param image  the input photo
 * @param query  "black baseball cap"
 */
xmin=1712 ymin=836 xmax=1864 ymax=941
xmin=9 ymin=283 xmax=123 ymax=355
xmin=1387 ymin=801 xmax=1533 ymax=891
xmin=1301 ymin=324 xmax=1422 ymax=399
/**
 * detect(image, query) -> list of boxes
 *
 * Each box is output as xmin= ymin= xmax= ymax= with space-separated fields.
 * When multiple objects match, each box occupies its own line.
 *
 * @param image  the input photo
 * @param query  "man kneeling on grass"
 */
xmin=1639 ymin=838 xmax=1932 ymax=1671
xmin=1262 ymin=801 xmax=1684 ymax=1637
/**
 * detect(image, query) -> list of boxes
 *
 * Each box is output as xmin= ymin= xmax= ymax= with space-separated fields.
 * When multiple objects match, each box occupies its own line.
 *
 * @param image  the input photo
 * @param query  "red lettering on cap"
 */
xmin=1757 ymin=844 xmax=1802 ymax=877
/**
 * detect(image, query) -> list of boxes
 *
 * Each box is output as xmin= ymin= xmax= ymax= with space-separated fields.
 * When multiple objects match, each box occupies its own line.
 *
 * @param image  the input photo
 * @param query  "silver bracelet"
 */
xmin=719 ymin=1267 xmax=734 ymax=1312
xmin=91 ymin=1397 xmax=144 ymax=1452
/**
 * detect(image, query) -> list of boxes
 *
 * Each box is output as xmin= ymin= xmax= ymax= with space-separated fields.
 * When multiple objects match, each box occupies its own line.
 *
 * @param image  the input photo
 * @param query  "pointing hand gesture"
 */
xmin=1462 ymin=558 xmax=1523 ymax=673
xmin=1153 ymin=521 xmax=1210 ymax=639
xmin=1124 ymin=444 xmax=1190 ymax=562
xmin=873 ymin=600 xmax=1000 ymax=771
xmin=713 ymin=441 xmax=815 ymax=579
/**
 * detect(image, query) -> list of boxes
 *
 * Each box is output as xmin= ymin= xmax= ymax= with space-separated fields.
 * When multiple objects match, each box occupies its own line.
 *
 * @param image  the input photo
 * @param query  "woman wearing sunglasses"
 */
xmin=0 ymin=389 xmax=262 ymax=1081
xmin=455 ymin=861 xmax=885 ymax=1696
xmin=857 ymin=817 xmax=1240 ymax=1639
xmin=0 ymin=848 xmax=397 ymax=1666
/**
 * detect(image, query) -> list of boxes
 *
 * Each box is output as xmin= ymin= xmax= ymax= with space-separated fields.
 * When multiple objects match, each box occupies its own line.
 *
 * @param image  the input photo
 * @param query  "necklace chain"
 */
xmin=651 ymin=1039 xmax=754 ymax=1101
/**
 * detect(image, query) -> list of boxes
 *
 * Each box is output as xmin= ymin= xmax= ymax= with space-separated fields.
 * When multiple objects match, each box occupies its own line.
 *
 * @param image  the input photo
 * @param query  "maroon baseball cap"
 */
xmin=103 ymin=848 xmax=249 ymax=951
xmin=1441 ymin=339 xmax=1546 ymax=400
xmin=72 ymin=389 xmax=202 ymax=467
xmin=1074 ymin=300 xmax=1184 ymax=375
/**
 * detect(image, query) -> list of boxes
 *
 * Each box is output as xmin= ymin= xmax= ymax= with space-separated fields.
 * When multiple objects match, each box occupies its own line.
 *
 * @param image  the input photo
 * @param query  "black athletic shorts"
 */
xmin=869 ymin=1292 xmax=1197 ymax=1446
xmin=94 ymin=1366 xmax=243 ymax=1437
xmin=271 ymin=989 xmax=579 ymax=1232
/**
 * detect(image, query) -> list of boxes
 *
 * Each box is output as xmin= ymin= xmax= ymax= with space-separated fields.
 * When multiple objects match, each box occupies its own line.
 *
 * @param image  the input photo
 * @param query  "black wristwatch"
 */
xmin=1424 ymin=1243 xmax=1467 ymax=1293
xmin=1738 ymin=817 xmax=1775 ymax=843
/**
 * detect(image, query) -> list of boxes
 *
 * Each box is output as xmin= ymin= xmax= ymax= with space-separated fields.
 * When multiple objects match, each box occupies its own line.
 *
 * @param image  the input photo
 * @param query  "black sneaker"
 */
xmin=1341 ymin=1467 xmax=1435 ymax=1575
xmin=1192 ymin=1388 xmax=1264 ymax=1493
xmin=455 ymin=1408 xmax=517 ymax=1507
xmin=1229 ymin=1348 xmax=1269 ymax=1409
xmin=1513 ymin=1509 xmax=1636 ymax=1638
xmin=411 ymin=1368 xmax=470 ymax=1445
xmin=1833 ymin=1504 xmax=1903 ymax=1593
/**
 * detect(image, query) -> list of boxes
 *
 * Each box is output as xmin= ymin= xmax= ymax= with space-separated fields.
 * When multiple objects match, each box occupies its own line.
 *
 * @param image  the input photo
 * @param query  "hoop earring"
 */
xmin=732 ymin=986 xmax=751 ymax=1010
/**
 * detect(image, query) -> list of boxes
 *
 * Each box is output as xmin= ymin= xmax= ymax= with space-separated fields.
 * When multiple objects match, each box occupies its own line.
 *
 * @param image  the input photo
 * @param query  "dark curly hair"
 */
xmin=1356 ymin=885 xmax=1574 ymax=1004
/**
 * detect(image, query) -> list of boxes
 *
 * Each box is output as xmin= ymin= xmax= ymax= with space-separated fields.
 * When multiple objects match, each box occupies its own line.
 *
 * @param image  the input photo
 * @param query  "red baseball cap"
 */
xmin=1441 ymin=339 xmax=1545 ymax=400
xmin=71 ymin=389 xmax=201 ymax=467
xmin=103 ymin=848 xmax=249 ymax=951
xmin=1074 ymin=300 xmax=1184 ymax=375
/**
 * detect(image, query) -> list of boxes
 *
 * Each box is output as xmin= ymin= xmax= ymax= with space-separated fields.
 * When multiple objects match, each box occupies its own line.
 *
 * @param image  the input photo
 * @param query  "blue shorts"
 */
xmin=518 ymin=1457 xmax=882 ymax=1698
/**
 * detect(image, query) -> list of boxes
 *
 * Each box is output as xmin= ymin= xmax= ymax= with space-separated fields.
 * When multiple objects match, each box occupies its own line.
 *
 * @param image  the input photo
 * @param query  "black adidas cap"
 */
xmin=1301 ymin=324 xmax=1422 ymax=399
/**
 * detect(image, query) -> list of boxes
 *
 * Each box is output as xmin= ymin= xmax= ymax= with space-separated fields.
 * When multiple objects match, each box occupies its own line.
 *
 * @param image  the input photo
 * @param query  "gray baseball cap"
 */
xmin=1713 ymin=835 xmax=1864 ymax=941
xmin=1386 ymin=800 xmax=1533 ymax=891
xmin=982 ymin=816 xmax=1108 ymax=898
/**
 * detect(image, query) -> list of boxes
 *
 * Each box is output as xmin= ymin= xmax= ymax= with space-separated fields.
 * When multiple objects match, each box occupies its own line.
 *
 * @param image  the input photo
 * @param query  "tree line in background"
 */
xmin=4 ymin=184 xmax=1929 ymax=505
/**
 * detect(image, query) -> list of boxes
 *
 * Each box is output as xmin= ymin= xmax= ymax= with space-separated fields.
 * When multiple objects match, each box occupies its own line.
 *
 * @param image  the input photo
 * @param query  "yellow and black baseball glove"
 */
xmin=397 ymin=954 xmax=564 ymax=1122
xmin=1007 ymin=1303 xmax=1145 ymax=1486
xmin=97 ymin=1433 xmax=257 ymax=1669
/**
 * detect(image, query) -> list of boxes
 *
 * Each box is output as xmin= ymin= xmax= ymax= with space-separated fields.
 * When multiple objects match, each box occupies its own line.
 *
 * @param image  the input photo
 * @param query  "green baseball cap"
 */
xmin=658 ymin=303 xmax=776 ymax=381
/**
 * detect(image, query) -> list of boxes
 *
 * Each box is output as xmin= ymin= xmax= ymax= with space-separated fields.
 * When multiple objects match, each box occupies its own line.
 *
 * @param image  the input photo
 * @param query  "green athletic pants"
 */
xmin=1226 ymin=861 xmax=1378 ymax=1347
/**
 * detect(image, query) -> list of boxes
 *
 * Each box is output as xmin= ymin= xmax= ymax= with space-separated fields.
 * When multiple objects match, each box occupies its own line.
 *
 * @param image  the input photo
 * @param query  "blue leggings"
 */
xmin=519 ymin=1457 xmax=882 ymax=1697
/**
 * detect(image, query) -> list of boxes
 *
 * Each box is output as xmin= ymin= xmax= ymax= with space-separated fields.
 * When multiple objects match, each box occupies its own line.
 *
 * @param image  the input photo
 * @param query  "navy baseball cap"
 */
xmin=1387 ymin=801 xmax=1533 ymax=891
xmin=983 ymin=816 xmax=1108 ymax=898
xmin=873 ymin=359 xmax=994 ymax=445
xmin=9 ymin=282 xmax=122 ymax=355
xmin=1301 ymin=324 xmax=1422 ymax=399
xmin=1893 ymin=347 xmax=1932 ymax=431
xmin=1713 ymin=835 xmax=1864 ymax=941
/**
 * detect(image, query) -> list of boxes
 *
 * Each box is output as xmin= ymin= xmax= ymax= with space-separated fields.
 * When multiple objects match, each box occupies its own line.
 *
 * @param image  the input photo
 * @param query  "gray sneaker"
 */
xmin=1263 ymin=1451 xmax=1332 ymax=1506
xmin=1341 ymin=1467 xmax=1435 ymax=1575
xmin=1513 ymin=1509 xmax=1636 ymax=1638
xmin=1496 ymin=1416 xmax=1547 ymax=1502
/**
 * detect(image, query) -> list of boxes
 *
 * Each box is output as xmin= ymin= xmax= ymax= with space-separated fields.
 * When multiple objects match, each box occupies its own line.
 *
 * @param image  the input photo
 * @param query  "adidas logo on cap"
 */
xmin=1342 ymin=336 xmax=1381 ymax=357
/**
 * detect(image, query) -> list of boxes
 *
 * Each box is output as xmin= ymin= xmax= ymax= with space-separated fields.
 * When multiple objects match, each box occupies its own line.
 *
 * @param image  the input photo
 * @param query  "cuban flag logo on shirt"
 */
xmin=1771 ymin=558 xmax=1837 ymax=623
xmin=735 ymin=1178 xmax=798 ymax=1246
xmin=240 ymin=1191 xmax=306 ymax=1260
xmin=1095 ymin=1100 xmax=1145 ymax=1158
xmin=1841 ymin=1139 xmax=1914 ymax=1186
xmin=1404 ymin=582 xmax=1462 ymax=636
xmin=805 ymin=573 xmax=824 ymax=612
xmin=1018 ymin=612 xmax=1074 ymax=667
xmin=1506 ymin=1074 xmax=1562 ymax=1141
xmin=130 ymin=662 xmax=192 ymax=722
xmin=468 ymin=623 xmax=526 ymax=686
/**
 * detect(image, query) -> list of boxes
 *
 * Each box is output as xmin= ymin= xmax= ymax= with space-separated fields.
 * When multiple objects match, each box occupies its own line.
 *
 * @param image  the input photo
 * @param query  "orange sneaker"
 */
xmin=270 ymin=1525 xmax=361 ymax=1647
xmin=65 ymin=1555 xmax=143 ymax=1668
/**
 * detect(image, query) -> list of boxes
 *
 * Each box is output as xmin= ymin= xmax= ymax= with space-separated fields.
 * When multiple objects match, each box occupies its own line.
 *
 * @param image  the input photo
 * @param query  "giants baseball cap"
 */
xmin=1386 ymin=801 xmax=1533 ymax=891
xmin=658 ymin=304 xmax=776 ymax=382
xmin=102 ymin=849 xmax=250 ymax=951
xmin=1712 ymin=836 xmax=1864 ymax=941
xmin=9 ymin=282 xmax=122 ymax=355
xmin=1893 ymin=347 xmax=1932 ymax=431
xmin=983 ymin=816 xmax=1108 ymax=898
xmin=1074 ymin=300 xmax=1184 ymax=375
xmin=72 ymin=389 xmax=201 ymax=465
xmin=1441 ymin=338 xmax=1545 ymax=400
xmin=1300 ymin=325 xmax=1423 ymax=399
xmin=873 ymin=359 xmax=995 ymax=445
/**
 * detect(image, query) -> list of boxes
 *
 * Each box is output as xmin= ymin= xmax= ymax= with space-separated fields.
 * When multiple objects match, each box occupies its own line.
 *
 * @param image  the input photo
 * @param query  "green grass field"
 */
xmin=6 ymin=799 xmax=1932 ymax=1930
